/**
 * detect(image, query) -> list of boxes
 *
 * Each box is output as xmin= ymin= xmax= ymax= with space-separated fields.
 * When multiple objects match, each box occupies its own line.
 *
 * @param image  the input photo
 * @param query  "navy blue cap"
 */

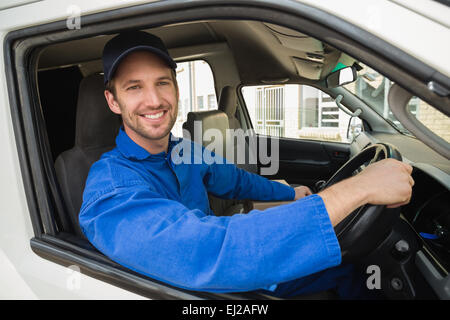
xmin=102 ymin=31 xmax=177 ymax=84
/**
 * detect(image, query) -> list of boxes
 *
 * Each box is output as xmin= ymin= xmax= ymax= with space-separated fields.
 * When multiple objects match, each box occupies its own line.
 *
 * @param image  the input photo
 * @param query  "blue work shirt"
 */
xmin=79 ymin=127 xmax=341 ymax=293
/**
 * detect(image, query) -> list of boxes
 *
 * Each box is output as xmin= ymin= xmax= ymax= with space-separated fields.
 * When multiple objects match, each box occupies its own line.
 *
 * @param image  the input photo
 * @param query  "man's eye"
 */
xmin=127 ymin=85 xmax=140 ymax=90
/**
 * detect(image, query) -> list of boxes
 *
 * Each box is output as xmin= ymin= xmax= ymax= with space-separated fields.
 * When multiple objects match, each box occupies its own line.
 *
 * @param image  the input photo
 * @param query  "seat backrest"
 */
xmin=218 ymin=86 xmax=241 ymax=130
xmin=182 ymin=110 xmax=230 ymax=159
xmin=182 ymin=109 xmax=254 ymax=216
xmin=217 ymin=86 xmax=258 ymax=174
xmin=55 ymin=73 xmax=121 ymax=237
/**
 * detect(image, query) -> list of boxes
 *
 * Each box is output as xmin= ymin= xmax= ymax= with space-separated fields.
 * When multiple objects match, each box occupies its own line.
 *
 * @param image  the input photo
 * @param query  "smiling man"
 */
xmin=103 ymin=33 xmax=179 ymax=155
xmin=79 ymin=31 xmax=414 ymax=298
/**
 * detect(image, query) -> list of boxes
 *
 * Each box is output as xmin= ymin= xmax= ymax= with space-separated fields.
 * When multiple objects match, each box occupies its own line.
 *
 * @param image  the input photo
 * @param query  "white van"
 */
xmin=0 ymin=0 xmax=449 ymax=300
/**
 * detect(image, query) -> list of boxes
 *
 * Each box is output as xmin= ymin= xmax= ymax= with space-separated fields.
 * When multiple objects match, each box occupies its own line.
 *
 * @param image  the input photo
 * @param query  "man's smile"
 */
xmin=140 ymin=110 xmax=168 ymax=122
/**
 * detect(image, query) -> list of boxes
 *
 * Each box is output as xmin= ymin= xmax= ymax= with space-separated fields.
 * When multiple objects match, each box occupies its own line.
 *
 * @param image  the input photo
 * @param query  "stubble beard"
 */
xmin=117 ymin=98 xmax=178 ymax=141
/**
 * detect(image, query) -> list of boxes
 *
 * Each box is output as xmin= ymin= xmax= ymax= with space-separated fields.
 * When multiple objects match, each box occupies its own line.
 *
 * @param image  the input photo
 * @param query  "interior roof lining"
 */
xmin=37 ymin=19 xmax=333 ymax=83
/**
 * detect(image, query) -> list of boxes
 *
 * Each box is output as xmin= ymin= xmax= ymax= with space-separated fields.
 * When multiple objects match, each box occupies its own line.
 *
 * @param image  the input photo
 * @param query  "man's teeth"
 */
xmin=144 ymin=111 xmax=164 ymax=119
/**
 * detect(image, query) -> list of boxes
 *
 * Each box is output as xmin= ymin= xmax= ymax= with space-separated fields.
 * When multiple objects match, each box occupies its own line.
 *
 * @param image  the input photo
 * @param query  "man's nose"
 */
xmin=143 ymin=86 xmax=162 ymax=107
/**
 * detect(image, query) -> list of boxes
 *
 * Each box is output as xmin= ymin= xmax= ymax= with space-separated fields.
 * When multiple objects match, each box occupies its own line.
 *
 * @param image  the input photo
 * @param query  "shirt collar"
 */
xmin=115 ymin=126 xmax=181 ymax=161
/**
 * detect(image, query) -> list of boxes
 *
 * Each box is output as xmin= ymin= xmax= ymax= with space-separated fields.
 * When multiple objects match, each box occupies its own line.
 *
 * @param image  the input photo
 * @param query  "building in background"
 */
xmin=242 ymin=84 xmax=356 ymax=143
xmin=173 ymin=60 xmax=217 ymax=137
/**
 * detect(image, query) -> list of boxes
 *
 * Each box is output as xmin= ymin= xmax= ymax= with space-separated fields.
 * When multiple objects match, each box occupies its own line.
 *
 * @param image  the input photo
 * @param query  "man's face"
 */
xmin=105 ymin=50 xmax=179 ymax=143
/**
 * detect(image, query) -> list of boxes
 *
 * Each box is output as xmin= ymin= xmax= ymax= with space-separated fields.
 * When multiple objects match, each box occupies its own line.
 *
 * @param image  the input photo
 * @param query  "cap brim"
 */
xmin=105 ymin=45 xmax=177 ymax=84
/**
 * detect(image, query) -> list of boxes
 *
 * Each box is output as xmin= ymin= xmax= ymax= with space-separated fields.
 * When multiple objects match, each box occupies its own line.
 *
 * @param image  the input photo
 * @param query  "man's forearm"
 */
xmin=318 ymin=175 xmax=369 ymax=227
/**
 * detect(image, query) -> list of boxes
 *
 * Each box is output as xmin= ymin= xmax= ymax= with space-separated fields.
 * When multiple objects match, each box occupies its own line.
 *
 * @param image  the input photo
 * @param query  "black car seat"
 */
xmin=54 ymin=73 xmax=121 ymax=237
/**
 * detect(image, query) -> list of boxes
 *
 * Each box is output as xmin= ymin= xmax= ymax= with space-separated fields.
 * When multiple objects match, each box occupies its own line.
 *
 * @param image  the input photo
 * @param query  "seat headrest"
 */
xmin=218 ymin=86 xmax=237 ymax=117
xmin=75 ymin=73 xmax=121 ymax=149
xmin=183 ymin=110 xmax=230 ymax=157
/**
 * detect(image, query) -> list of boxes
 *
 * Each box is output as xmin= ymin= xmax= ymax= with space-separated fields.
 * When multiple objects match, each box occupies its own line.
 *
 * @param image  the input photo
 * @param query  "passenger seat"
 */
xmin=182 ymin=108 xmax=254 ymax=216
xmin=218 ymin=85 xmax=258 ymax=174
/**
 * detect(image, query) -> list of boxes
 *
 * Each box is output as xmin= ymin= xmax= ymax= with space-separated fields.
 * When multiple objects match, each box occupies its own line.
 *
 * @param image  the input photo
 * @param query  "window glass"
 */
xmin=343 ymin=63 xmax=450 ymax=142
xmin=408 ymin=98 xmax=450 ymax=143
xmin=344 ymin=64 xmax=401 ymax=128
xmin=207 ymin=94 xmax=217 ymax=110
xmin=197 ymin=96 xmax=204 ymax=110
xmin=172 ymin=60 xmax=217 ymax=137
xmin=241 ymin=84 xmax=361 ymax=143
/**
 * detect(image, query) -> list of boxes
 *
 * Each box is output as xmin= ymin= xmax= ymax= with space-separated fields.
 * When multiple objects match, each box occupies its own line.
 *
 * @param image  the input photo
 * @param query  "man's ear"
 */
xmin=104 ymin=90 xmax=121 ymax=115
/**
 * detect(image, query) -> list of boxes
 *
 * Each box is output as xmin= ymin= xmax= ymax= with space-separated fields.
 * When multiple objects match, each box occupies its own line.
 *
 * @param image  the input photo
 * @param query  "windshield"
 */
xmin=343 ymin=64 xmax=450 ymax=143
xmin=343 ymin=64 xmax=410 ymax=133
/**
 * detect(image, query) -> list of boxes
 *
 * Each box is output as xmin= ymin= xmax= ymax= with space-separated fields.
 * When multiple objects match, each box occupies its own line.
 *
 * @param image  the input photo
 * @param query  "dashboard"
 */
xmin=350 ymin=132 xmax=450 ymax=299
xmin=405 ymin=164 xmax=450 ymax=272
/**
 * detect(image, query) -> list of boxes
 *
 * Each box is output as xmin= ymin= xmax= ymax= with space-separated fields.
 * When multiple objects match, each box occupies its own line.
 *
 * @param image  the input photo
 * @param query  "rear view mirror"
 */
xmin=326 ymin=66 xmax=357 ymax=88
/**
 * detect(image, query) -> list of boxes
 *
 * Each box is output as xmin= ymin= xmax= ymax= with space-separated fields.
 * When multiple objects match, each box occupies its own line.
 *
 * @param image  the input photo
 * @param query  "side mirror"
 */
xmin=325 ymin=66 xmax=357 ymax=88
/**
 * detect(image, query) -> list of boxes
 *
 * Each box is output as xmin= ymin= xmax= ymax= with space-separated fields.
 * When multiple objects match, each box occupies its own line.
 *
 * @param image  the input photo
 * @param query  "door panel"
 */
xmin=258 ymin=135 xmax=350 ymax=188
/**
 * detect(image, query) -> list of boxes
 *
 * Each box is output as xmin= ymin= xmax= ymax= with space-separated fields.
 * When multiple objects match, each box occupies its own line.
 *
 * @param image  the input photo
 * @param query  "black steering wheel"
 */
xmin=321 ymin=143 xmax=403 ymax=262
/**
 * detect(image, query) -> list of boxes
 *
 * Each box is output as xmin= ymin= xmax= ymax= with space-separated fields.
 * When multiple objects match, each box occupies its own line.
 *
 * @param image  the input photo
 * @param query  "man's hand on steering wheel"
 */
xmin=356 ymin=158 xmax=414 ymax=209
xmin=318 ymin=158 xmax=414 ymax=227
